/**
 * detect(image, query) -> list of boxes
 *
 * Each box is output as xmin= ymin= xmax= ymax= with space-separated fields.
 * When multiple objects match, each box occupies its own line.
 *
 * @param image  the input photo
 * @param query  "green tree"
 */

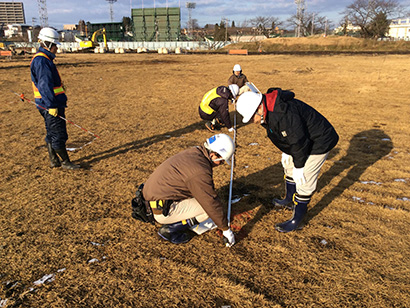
xmin=214 ymin=21 xmax=230 ymax=41
xmin=369 ymin=11 xmax=389 ymax=38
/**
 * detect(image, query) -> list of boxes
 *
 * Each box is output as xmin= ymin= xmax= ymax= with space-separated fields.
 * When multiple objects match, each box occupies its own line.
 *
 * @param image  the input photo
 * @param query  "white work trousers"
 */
xmin=282 ymin=152 xmax=329 ymax=196
xmin=153 ymin=198 xmax=209 ymax=225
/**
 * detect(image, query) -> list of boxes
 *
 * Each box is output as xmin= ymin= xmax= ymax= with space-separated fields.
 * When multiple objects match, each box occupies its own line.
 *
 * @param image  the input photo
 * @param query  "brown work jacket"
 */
xmin=228 ymin=73 xmax=249 ymax=88
xmin=142 ymin=145 xmax=228 ymax=229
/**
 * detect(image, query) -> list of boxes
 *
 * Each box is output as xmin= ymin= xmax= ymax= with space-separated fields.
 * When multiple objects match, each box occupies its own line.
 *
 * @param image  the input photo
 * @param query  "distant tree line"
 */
xmin=185 ymin=0 xmax=408 ymax=41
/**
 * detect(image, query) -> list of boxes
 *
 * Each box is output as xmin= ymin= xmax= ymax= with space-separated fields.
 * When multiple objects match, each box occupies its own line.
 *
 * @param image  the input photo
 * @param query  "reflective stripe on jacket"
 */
xmin=200 ymin=87 xmax=220 ymax=115
xmin=32 ymin=82 xmax=65 ymax=99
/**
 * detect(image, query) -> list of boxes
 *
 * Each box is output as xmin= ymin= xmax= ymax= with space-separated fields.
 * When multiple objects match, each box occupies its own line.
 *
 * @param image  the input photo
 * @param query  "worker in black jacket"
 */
xmin=236 ymin=88 xmax=339 ymax=232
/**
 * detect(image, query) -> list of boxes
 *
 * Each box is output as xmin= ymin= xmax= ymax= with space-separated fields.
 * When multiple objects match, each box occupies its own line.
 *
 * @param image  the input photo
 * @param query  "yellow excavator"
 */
xmin=76 ymin=28 xmax=108 ymax=52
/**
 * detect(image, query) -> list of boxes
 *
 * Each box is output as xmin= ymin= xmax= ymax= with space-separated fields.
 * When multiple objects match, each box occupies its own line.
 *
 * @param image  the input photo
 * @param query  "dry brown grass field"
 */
xmin=0 ymin=46 xmax=409 ymax=307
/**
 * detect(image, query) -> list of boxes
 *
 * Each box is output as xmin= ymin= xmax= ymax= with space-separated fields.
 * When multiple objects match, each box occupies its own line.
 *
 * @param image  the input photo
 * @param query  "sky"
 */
xmin=19 ymin=0 xmax=410 ymax=30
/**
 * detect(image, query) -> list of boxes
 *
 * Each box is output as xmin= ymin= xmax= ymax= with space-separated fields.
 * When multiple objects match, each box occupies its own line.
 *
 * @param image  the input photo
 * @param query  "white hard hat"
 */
xmin=228 ymin=84 xmax=239 ymax=99
xmin=236 ymin=91 xmax=263 ymax=123
xmin=38 ymin=27 xmax=60 ymax=45
xmin=233 ymin=64 xmax=242 ymax=72
xmin=204 ymin=134 xmax=235 ymax=165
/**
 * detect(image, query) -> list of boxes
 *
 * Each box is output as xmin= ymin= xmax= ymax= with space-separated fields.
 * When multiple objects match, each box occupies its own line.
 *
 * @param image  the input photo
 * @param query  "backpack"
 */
xmin=131 ymin=184 xmax=155 ymax=224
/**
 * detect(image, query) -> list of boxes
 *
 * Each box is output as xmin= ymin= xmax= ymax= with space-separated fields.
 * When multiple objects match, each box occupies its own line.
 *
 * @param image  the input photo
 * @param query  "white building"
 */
xmin=4 ymin=24 xmax=20 ymax=37
xmin=333 ymin=22 xmax=361 ymax=35
xmin=389 ymin=18 xmax=410 ymax=40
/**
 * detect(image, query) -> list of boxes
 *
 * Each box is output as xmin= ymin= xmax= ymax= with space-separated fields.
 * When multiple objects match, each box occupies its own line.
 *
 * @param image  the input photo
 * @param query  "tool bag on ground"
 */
xmin=131 ymin=184 xmax=155 ymax=224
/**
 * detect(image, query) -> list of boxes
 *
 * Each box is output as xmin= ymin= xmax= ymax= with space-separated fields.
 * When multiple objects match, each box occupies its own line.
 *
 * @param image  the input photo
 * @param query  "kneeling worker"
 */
xmin=199 ymin=84 xmax=239 ymax=132
xmin=141 ymin=134 xmax=236 ymax=246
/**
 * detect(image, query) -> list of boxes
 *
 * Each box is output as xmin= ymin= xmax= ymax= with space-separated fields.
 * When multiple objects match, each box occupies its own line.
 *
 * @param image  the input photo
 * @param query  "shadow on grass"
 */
xmin=305 ymin=129 xmax=393 ymax=225
xmin=222 ymin=129 xmax=393 ymax=241
xmin=78 ymin=110 xmax=240 ymax=167
xmin=78 ymin=121 xmax=205 ymax=167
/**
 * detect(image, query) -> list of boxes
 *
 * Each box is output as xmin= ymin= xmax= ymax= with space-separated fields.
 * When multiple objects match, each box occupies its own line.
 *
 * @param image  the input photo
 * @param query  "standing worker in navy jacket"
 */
xmin=30 ymin=27 xmax=79 ymax=169
xmin=236 ymin=88 xmax=339 ymax=232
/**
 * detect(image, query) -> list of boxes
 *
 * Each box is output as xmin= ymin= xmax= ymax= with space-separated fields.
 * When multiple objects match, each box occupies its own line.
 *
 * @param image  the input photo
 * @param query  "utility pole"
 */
xmin=294 ymin=0 xmax=305 ymax=37
xmin=106 ymin=0 xmax=118 ymax=22
xmin=222 ymin=17 xmax=229 ymax=43
xmin=311 ymin=13 xmax=314 ymax=36
xmin=37 ymin=0 xmax=48 ymax=27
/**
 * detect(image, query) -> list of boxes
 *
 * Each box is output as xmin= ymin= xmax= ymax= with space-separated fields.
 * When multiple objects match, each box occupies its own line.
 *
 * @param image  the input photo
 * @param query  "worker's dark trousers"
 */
xmin=198 ymin=107 xmax=223 ymax=123
xmin=39 ymin=108 xmax=68 ymax=150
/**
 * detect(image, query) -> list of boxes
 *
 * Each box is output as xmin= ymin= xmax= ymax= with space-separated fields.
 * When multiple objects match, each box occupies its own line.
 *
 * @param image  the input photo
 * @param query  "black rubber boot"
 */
xmin=272 ymin=176 xmax=296 ymax=210
xmin=158 ymin=218 xmax=198 ymax=244
xmin=46 ymin=143 xmax=61 ymax=168
xmin=55 ymin=148 xmax=80 ymax=170
xmin=275 ymin=194 xmax=310 ymax=233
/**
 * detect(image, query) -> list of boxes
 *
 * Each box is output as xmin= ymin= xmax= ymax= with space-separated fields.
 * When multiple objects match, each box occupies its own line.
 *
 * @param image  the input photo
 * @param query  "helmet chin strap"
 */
xmin=41 ymin=40 xmax=53 ymax=50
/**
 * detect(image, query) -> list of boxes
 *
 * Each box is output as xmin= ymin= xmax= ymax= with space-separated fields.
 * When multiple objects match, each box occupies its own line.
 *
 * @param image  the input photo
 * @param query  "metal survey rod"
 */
xmin=13 ymin=92 xmax=100 ymax=139
xmin=227 ymin=99 xmax=237 ymax=227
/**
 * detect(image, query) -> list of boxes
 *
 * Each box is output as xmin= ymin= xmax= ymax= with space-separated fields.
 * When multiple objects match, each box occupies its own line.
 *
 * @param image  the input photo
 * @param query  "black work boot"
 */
xmin=275 ymin=194 xmax=310 ymax=233
xmin=55 ymin=148 xmax=80 ymax=170
xmin=272 ymin=176 xmax=296 ymax=210
xmin=158 ymin=218 xmax=198 ymax=244
xmin=46 ymin=143 xmax=61 ymax=168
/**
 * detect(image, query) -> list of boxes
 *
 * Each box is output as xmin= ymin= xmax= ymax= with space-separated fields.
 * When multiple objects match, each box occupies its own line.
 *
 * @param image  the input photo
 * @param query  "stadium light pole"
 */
xmin=106 ymin=0 xmax=118 ymax=22
xmin=186 ymin=2 xmax=196 ymax=38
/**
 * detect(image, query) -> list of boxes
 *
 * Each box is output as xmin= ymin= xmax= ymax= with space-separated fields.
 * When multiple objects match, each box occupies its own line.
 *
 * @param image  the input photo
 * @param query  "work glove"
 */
xmin=281 ymin=153 xmax=292 ymax=167
xmin=228 ymin=127 xmax=234 ymax=132
xmin=48 ymin=108 xmax=58 ymax=117
xmin=222 ymin=229 xmax=235 ymax=247
xmin=293 ymin=167 xmax=306 ymax=186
